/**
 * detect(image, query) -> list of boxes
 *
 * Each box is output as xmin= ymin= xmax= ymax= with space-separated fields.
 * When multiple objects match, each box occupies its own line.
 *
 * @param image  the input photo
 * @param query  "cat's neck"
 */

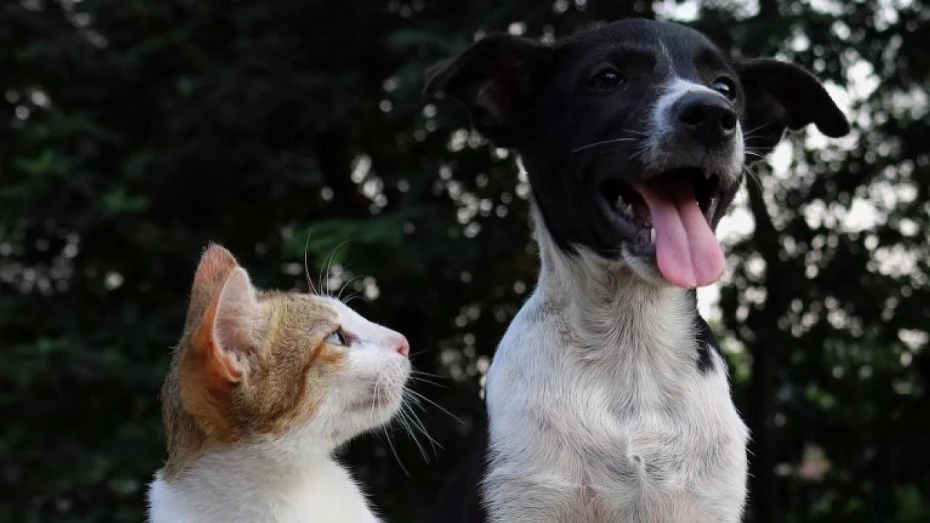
xmin=149 ymin=441 xmax=378 ymax=523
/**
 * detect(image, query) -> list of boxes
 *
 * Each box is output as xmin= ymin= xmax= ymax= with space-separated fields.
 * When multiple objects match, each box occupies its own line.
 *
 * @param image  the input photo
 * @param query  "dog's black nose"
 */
xmin=674 ymin=92 xmax=737 ymax=143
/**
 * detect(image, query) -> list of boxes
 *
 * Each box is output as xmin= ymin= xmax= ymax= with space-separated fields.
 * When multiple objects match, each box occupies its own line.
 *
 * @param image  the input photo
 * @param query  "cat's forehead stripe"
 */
xmin=260 ymin=293 xmax=339 ymax=320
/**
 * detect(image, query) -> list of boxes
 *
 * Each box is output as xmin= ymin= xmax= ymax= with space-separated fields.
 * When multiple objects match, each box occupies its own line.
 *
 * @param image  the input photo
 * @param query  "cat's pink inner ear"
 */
xmin=186 ymin=244 xmax=241 ymax=330
xmin=212 ymin=268 xmax=259 ymax=359
xmin=194 ymin=268 xmax=258 ymax=386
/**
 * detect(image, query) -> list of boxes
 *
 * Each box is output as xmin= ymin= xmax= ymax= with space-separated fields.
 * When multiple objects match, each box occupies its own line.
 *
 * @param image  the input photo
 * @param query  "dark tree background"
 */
xmin=1 ymin=0 xmax=927 ymax=521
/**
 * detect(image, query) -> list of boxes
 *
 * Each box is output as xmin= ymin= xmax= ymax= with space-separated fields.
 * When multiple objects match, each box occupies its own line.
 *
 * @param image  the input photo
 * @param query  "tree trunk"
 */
xmin=744 ymin=177 xmax=794 ymax=523
xmin=747 ymin=342 xmax=778 ymax=523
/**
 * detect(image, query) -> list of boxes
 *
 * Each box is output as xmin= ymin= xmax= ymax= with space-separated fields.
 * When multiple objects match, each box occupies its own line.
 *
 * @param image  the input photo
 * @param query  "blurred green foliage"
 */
xmin=1 ymin=0 xmax=928 ymax=522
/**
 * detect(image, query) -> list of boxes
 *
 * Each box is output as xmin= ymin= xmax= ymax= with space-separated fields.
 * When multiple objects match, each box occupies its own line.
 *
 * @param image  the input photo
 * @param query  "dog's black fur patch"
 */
xmin=696 ymin=317 xmax=719 ymax=374
xmin=687 ymin=289 xmax=721 ymax=374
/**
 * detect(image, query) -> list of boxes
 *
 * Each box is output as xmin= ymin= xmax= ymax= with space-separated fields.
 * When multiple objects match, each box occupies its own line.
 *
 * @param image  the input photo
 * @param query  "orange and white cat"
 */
xmin=147 ymin=244 xmax=411 ymax=523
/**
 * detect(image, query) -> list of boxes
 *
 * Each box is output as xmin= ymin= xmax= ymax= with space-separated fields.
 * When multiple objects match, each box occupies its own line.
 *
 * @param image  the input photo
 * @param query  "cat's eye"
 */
xmin=712 ymin=77 xmax=736 ymax=100
xmin=327 ymin=329 xmax=348 ymax=346
xmin=588 ymin=67 xmax=624 ymax=91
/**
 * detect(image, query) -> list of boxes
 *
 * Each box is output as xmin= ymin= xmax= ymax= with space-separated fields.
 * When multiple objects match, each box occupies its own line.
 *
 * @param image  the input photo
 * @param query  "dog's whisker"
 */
xmin=571 ymin=137 xmax=638 ymax=153
xmin=742 ymin=119 xmax=779 ymax=137
xmin=628 ymin=143 xmax=649 ymax=162
xmin=742 ymin=166 xmax=762 ymax=189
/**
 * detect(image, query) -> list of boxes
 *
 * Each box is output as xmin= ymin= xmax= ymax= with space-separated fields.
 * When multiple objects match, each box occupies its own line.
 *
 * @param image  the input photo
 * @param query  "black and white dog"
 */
xmin=425 ymin=19 xmax=849 ymax=523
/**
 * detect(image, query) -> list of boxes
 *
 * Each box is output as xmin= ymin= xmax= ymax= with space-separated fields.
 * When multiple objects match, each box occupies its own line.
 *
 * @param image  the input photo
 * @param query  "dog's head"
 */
xmin=426 ymin=19 xmax=850 ymax=288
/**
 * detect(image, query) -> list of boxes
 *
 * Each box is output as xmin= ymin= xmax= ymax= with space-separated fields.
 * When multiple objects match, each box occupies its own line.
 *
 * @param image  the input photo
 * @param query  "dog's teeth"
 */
xmin=650 ymin=228 xmax=656 ymax=244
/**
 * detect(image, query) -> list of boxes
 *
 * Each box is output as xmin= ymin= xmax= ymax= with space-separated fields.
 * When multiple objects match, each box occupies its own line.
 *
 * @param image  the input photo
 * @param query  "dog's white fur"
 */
xmin=481 ymin=78 xmax=749 ymax=523
xmin=482 ymin=213 xmax=748 ymax=523
xmin=148 ymin=297 xmax=409 ymax=523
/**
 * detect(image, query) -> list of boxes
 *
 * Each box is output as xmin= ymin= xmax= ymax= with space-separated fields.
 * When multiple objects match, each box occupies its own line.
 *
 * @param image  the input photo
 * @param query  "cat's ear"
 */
xmin=191 ymin=267 xmax=259 ymax=388
xmin=185 ymin=243 xmax=241 ymax=330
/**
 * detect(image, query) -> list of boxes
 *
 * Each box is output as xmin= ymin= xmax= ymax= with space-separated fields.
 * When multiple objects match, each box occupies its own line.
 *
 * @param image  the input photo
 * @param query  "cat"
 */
xmin=147 ymin=244 xmax=411 ymax=523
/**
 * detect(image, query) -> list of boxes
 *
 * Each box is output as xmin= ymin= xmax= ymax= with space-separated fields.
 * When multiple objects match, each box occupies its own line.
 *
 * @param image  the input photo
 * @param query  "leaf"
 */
xmin=101 ymin=188 xmax=149 ymax=214
xmin=13 ymin=149 xmax=63 ymax=178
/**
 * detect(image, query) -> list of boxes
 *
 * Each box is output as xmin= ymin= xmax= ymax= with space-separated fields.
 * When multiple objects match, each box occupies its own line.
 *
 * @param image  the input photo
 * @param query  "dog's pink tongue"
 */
xmin=634 ymin=181 xmax=725 ymax=288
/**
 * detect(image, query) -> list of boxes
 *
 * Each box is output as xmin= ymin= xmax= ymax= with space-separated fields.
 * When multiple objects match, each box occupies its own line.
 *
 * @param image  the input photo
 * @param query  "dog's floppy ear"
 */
xmin=424 ymin=35 xmax=552 ymax=147
xmin=735 ymin=59 xmax=850 ymax=160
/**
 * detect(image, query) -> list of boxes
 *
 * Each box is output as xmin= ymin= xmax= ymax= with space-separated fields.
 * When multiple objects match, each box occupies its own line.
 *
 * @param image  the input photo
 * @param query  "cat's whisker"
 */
xmin=382 ymin=424 xmax=410 ymax=477
xmin=410 ymin=369 xmax=445 ymax=379
xmin=319 ymin=240 xmax=350 ymax=296
xmin=399 ymin=390 xmax=442 ymax=458
xmin=400 ymin=399 xmax=441 ymax=459
xmin=396 ymin=400 xmax=430 ymax=462
xmin=342 ymin=293 xmax=362 ymax=306
xmin=403 ymin=394 xmax=442 ymax=451
xmin=408 ymin=375 xmax=448 ymax=389
xmin=404 ymin=388 xmax=464 ymax=425
xmin=374 ymin=373 xmax=411 ymax=477
xmin=371 ymin=371 xmax=384 ymax=417
xmin=302 ymin=233 xmax=318 ymax=295
xmin=336 ymin=274 xmax=366 ymax=302
xmin=407 ymin=350 xmax=430 ymax=360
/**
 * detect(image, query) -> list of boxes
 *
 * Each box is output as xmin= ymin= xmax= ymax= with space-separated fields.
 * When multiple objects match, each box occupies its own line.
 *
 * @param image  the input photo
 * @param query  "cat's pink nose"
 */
xmin=393 ymin=336 xmax=410 ymax=357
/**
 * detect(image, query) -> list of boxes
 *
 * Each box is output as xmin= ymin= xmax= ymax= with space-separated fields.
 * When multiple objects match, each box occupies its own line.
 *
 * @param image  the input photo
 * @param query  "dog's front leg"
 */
xmin=483 ymin=461 xmax=588 ymax=523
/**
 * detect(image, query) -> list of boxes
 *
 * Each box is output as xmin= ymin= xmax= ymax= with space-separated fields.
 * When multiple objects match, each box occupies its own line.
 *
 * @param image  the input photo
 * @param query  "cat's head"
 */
xmin=161 ymin=244 xmax=410 ymax=474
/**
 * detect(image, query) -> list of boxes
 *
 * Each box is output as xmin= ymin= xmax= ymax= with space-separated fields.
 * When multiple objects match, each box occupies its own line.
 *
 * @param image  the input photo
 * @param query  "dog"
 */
xmin=424 ymin=19 xmax=849 ymax=523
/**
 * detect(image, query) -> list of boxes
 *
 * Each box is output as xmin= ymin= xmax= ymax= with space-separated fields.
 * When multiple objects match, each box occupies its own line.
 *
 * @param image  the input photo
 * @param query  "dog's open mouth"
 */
xmin=600 ymin=167 xmax=725 ymax=288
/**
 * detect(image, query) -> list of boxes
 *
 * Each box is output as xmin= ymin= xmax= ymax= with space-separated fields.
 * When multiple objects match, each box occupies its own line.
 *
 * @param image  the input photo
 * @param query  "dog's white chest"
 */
xmin=482 ymin=288 xmax=748 ymax=523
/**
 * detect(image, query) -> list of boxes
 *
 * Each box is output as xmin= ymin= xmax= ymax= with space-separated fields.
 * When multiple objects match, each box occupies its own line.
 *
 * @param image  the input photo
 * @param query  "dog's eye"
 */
xmin=712 ymin=77 xmax=736 ymax=100
xmin=327 ymin=328 xmax=348 ymax=346
xmin=588 ymin=68 xmax=623 ymax=90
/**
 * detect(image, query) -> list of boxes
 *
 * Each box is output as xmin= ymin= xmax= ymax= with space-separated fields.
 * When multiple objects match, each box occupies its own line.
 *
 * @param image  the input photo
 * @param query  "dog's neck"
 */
xmin=532 ymin=206 xmax=696 ymax=362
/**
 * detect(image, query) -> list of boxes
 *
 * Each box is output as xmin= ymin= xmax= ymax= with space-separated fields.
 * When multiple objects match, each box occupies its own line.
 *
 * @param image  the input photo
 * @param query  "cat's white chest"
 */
xmin=481 ymin=291 xmax=748 ymax=523
xmin=148 ymin=456 xmax=379 ymax=523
